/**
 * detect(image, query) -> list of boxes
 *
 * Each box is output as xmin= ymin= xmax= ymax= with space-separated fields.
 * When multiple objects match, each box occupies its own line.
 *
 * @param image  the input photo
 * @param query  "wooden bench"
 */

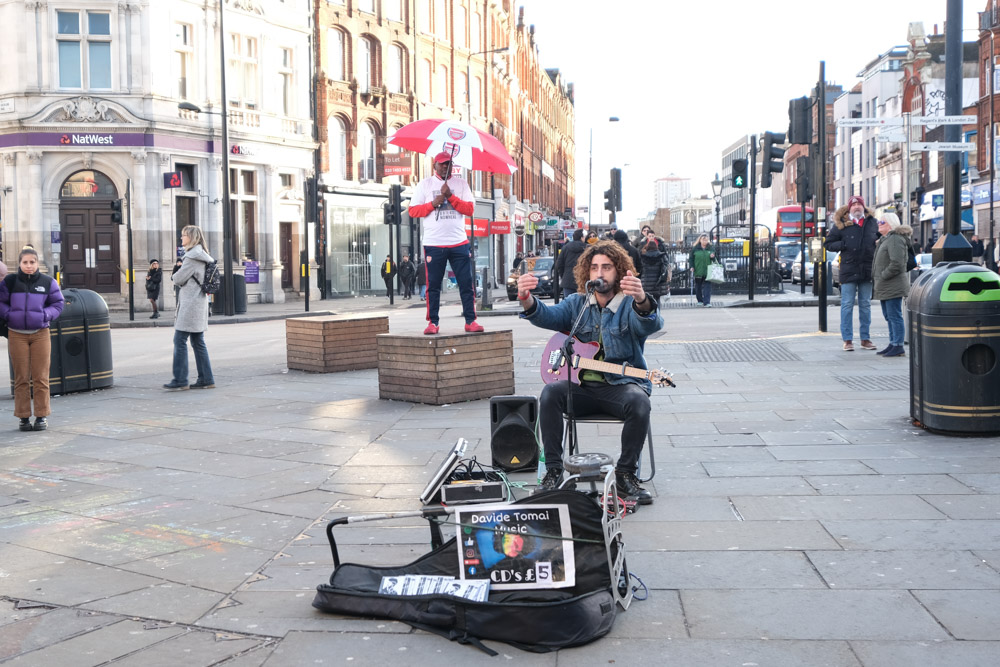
xmin=377 ymin=330 xmax=515 ymax=405
xmin=286 ymin=314 xmax=389 ymax=372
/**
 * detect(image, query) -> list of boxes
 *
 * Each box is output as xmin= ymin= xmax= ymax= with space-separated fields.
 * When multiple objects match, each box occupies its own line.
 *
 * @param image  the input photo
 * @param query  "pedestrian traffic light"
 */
xmin=760 ymin=131 xmax=786 ymax=189
xmin=731 ymin=158 xmax=748 ymax=189
xmin=110 ymin=198 xmax=123 ymax=224
xmin=788 ymin=96 xmax=812 ymax=145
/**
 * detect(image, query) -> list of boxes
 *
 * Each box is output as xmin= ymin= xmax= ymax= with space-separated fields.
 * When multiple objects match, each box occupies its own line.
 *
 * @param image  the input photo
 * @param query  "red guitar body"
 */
xmin=541 ymin=333 xmax=599 ymax=385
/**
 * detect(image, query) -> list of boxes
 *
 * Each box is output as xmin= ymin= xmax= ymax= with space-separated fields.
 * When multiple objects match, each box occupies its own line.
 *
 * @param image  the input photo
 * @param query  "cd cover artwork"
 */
xmin=455 ymin=503 xmax=575 ymax=590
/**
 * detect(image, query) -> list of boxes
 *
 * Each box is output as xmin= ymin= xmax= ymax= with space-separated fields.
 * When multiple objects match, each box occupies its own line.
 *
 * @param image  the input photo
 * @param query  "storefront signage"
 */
xmin=382 ymin=152 xmax=412 ymax=176
xmin=464 ymin=217 xmax=492 ymax=237
xmin=231 ymin=144 xmax=255 ymax=156
xmin=491 ymin=219 xmax=511 ymax=234
xmin=61 ymin=133 xmax=114 ymax=145
xmin=163 ymin=172 xmax=182 ymax=189
xmin=243 ymin=260 xmax=259 ymax=284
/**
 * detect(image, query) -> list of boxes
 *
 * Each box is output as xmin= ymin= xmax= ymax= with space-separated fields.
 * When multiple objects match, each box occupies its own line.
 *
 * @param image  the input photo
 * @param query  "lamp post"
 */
xmin=588 ymin=116 xmax=619 ymax=229
xmin=711 ymin=173 xmax=723 ymax=237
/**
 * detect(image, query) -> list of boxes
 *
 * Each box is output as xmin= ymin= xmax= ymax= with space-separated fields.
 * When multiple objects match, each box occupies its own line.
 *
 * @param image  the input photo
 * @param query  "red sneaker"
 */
xmin=464 ymin=321 xmax=485 ymax=333
xmin=423 ymin=323 xmax=439 ymax=335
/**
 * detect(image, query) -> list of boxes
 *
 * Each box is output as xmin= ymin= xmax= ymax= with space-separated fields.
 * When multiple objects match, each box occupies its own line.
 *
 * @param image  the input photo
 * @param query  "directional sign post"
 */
xmin=910 ymin=141 xmax=975 ymax=152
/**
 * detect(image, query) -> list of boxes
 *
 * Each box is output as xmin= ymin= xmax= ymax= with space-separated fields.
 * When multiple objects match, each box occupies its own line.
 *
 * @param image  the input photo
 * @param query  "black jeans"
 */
xmin=539 ymin=381 xmax=650 ymax=474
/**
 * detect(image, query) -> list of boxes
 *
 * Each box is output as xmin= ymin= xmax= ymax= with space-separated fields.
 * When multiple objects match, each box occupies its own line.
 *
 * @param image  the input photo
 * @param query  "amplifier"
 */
xmin=440 ymin=481 xmax=508 ymax=505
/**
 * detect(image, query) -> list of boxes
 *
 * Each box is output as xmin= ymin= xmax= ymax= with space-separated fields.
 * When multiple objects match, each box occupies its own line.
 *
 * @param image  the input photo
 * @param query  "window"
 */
xmin=278 ymin=47 xmax=294 ymax=115
xmin=228 ymin=34 xmax=258 ymax=108
xmin=358 ymin=122 xmax=376 ymax=181
xmin=420 ymin=58 xmax=431 ymax=102
xmin=419 ymin=0 xmax=431 ymax=32
xmin=280 ymin=173 xmax=295 ymax=190
xmin=388 ymin=44 xmax=404 ymax=93
xmin=455 ymin=5 xmax=467 ymax=49
xmin=57 ymin=10 xmax=112 ymax=89
xmin=327 ymin=29 xmax=345 ymax=81
xmin=174 ymin=23 xmax=193 ymax=100
xmin=385 ymin=0 xmax=402 ymax=22
xmin=471 ymin=12 xmax=481 ymax=51
xmin=329 ymin=116 xmax=348 ymax=180
xmin=229 ymin=168 xmax=258 ymax=261
xmin=358 ymin=0 xmax=375 ymax=13
xmin=434 ymin=0 xmax=447 ymax=38
xmin=470 ymin=76 xmax=481 ymax=117
xmin=358 ymin=37 xmax=374 ymax=93
xmin=435 ymin=64 xmax=448 ymax=107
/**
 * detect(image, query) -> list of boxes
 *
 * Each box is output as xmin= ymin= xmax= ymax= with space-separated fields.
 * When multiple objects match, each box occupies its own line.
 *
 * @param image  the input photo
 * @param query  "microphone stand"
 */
xmin=552 ymin=283 xmax=599 ymax=467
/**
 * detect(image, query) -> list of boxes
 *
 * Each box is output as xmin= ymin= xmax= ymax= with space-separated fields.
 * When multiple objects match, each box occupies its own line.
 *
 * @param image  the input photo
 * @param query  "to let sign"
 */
xmin=382 ymin=152 xmax=411 ymax=176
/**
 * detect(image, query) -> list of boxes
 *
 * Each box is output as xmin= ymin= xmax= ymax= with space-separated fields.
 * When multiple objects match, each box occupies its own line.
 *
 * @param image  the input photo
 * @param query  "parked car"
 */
xmin=791 ymin=247 xmax=839 ymax=286
xmin=774 ymin=241 xmax=800 ymax=280
xmin=506 ymin=256 xmax=556 ymax=300
xmin=912 ymin=253 xmax=932 ymax=282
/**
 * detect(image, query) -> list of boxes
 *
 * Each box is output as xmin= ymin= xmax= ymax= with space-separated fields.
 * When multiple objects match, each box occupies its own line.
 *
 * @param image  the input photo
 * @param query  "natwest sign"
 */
xmin=60 ymin=133 xmax=114 ymax=146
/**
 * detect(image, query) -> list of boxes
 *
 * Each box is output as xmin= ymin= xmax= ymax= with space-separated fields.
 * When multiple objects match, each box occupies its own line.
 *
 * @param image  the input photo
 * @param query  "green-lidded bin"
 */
xmin=909 ymin=262 xmax=1000 ymax=434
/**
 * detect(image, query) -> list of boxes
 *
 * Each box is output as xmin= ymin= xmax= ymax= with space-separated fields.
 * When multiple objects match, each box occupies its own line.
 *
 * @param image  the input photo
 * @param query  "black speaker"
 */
xmin=490 ymin=395 xmax=539 ymax=472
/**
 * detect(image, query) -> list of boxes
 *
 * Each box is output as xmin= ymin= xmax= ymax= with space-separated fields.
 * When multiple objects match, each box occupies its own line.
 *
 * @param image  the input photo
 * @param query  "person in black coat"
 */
xmin=612 ymin=229 xmax=642 ymax=277
xmin=145 ymin=260 xmax=162 ymax=319
xmin=416 ymin=258 xmax=427 ymax=300
xmin=553 ymin=229 xmax=588 ymax=297
xmin=639 ymin=242 xmax=670 ymax=303
xmin=825 ymin=195 xmax=880 ymax=351
xmin=379 ymin=255 xmax=396 ymax=299
xmin=399 ymin=254 xmax=416 ymax=299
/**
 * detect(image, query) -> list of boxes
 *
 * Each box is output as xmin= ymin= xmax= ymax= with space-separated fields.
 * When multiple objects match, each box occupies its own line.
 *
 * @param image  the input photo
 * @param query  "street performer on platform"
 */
xmin=408 ymin=151 xmax=483 ymax=335
xmin=516 ymin=240 xmax=663 ymax=504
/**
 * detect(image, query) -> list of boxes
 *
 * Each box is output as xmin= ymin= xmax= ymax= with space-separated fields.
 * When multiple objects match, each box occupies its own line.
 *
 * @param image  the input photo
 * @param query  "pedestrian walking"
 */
xmin=399 ymin=254 xmax=415 ymax=299
xmin=145 ymin=259 xmax=162 ymax=319
xmin=873 ymin=212 xmax=911 ymax=358
xmin=825 ymin=195 xmax=879 ymax=351
xmin=689 ymin=234 xmax=716 ymax=306
xmin=554 ymin=229 xmax=588 ymax=297
xmin=0 ymin=246 xmax=65 ymax=431
xmin=612 ymin=229 xmax=642 ymax=277
xmin=416 ymin=257 xmax=427 ymax=300
xmin=971 ymin=235 xmax=985 ymax=265
xmin=986 ymin=237 xmax=999 ymax=273
xmin=586 ymin=231 xmax=599 ymax=245
xmin=164 ymin=226 xmax=215 ymax=391
xmin=379 ymin=255 xmax=396 ymax=299
xmin=512 ymin=252 xmax=524 ymax=271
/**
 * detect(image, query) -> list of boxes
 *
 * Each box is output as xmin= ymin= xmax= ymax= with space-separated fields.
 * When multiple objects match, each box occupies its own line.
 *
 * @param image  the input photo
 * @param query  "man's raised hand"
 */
xmin=517 ymin=272 xmax=539 ymax=301
xmin=620 ymin=270 xmax=646 ymax=302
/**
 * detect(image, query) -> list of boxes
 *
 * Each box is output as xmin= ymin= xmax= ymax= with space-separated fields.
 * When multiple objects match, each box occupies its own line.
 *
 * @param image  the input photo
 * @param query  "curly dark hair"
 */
xmin=571 ymin=240 xmax=636 ymax=294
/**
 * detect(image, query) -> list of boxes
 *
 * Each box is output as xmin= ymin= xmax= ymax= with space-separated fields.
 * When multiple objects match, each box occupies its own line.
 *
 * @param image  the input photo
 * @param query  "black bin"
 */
xmin=909 ymin=262 xmax=1000 ymax=434
xmin=211 ymin=274 xmax=248 ymax=315
xmin=9 ymin=288 xmax=114 ymax=396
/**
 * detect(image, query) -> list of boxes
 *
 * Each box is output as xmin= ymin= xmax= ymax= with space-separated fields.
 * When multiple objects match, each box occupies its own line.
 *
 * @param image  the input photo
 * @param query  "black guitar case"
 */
xmin=312 ymin=489 xmax=621 ymax=654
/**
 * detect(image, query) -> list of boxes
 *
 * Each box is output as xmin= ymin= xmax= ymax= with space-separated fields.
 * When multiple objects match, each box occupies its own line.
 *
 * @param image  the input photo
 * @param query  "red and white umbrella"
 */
xmin=388 ymin=119 xmax=517 ymax=175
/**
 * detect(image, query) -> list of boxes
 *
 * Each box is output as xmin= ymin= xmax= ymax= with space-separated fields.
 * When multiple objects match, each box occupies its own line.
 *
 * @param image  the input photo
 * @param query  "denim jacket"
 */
xmin=521 ymin=291 xmax=664 ymax=394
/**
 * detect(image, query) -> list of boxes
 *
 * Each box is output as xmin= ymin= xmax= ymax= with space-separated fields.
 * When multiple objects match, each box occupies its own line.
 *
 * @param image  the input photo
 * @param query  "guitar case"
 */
xmin=312 ymin=490 xmax=621 ymax=654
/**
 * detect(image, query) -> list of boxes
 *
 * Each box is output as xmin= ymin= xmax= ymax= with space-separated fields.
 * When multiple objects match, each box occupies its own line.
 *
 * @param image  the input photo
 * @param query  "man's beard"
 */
xmin=595 ymin=280 xmax=614 ymax=295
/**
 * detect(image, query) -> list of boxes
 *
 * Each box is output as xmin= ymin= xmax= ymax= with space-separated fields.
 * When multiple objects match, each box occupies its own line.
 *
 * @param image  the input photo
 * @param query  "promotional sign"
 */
xmin=382 ymin=152 xmax=412 ymax=177
xmin=455 ymin=503 xmax=575 ymax=590
xmin=464 ymin=217 xmax=493 ymax=237
xmin=527 ymin=211 xmax=544 ymax=223
xmin=243 ymin=260 xmax=259 ymax=284
xmin=490 ymin=219 xmax=511 ymax=234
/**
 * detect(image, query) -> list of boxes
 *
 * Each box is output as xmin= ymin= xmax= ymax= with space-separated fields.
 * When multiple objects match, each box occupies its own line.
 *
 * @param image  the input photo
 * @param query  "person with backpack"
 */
xmin=0 ymin=246 xmax=65 ymax=431
xmin=164 ymin=225 xmax=215 ymax=390
xmin=145 ymin=259 xmax=162 ymax=319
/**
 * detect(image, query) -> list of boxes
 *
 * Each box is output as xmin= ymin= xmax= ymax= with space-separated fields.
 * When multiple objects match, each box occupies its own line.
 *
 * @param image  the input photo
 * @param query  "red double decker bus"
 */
xmin=772 ymin=205 xmax=815 ymax=239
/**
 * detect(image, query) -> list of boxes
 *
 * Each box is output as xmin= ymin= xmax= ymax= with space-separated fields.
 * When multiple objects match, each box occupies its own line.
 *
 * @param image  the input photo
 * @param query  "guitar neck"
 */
xmin=575 ymin=357 xmax=653 ymax=383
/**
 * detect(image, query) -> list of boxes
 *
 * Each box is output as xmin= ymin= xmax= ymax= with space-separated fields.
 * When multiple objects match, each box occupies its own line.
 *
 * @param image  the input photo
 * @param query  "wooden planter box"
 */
xmin=286 ymin=314 xmax=389 ymax=372
xmin=377 ymin=330 xmax=515 ymax=404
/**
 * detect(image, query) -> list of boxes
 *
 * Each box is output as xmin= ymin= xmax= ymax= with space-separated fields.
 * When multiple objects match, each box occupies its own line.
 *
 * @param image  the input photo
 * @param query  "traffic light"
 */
xmin=383 ymin=201 xmax=393 ymax=225
xmin=760 ymin=131 xmax=786 ymax=189
xmin=731 ymin=158 xmax=748 ymax=189
xmin=110 ymin=198 xmax=123 ymax=224
xmin=388 ymin=183 xmax=403 ymax=225
xmin=604 ymin=188 xmax=615 ymax=213
xmin=611 ymin=167 xmax=622 ymax=211
xmin=795 ymin=155 xmax=812 ymax=203
xmin=788 ymin=96 xmax=812 ymax=145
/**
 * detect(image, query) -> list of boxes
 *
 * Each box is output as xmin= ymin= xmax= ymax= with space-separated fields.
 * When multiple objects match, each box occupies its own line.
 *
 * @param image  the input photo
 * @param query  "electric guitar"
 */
xmin=541 ymin=332 xmax=675 ymax=388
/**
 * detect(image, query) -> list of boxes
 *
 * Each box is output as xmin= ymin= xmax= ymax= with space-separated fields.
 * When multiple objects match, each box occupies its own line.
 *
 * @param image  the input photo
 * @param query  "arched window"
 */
xmin=420 ymin=58 xmax=431 ymax=103
xmin=60 ymin=170 xmax=116 ymax=198
xmin=358 ymin=37 xmax=371 ymax=93
xmin=329 ymin=116 xmax=348 ymax=181
xmin=471 ymin=12 xmax=481 ymax=51
xmin=455 ymin=6 xmax=467 ymax=49
xmin=470 ymin=76 xmax=481 ymax=117
xmin=388 ymin=44 xmax=405 ymax=93
xmin=358 ymin=122 xmax=376 ymax=181
xmin=435 ymin=64 xmax=448 ymax=107
xmin=327 ymin=29 xmax=346 ymax=81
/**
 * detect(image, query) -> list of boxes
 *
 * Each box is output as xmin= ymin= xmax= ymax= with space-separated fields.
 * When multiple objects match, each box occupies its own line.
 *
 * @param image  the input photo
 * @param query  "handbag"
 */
xmin=707 ymin=262 xmax=725 ymax=284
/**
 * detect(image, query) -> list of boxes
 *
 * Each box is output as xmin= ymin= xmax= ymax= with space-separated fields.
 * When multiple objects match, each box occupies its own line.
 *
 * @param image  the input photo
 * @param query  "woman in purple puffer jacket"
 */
xmin=0 ymin=247 xmax=65 ymax=432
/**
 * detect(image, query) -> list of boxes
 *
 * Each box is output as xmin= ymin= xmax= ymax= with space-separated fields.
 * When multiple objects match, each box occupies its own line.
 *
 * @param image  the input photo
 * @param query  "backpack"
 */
xmin=193 ymin=260 xmax=221 ymax=295
xmin=906 ymin=245 xmax=917 ymax=272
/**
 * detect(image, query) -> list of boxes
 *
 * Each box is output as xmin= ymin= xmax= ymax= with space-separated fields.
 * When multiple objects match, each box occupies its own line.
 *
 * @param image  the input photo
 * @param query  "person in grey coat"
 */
xmin=164 ymin=225 xmax=215 ymax=390
xmin=872 ymin=212 xmax=911 ymax=358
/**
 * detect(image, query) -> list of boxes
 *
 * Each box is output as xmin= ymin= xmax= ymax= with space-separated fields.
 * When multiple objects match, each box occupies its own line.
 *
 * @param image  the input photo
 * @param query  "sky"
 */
xmin=517 ymin=0 xmax=987 ymax=230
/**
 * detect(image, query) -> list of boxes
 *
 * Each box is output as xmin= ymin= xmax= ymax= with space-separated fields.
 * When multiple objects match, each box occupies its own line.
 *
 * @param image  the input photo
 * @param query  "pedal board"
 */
xmin=440 ymin=480 xmax=508 ymax=505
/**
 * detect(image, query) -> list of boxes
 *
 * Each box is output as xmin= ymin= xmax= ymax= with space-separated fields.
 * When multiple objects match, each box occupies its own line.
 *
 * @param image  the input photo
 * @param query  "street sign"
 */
xmin=876 ymin=133 xmax=907 ymax=143
xmin=527 ymin=211 xmax=544 ymax=223
xmin=911 ymin=115 xmax=977 ymax=125
xmin=837 ymin=118 xmax=903 ymax=127
xmin=514 ymin=224 xmax=525 ymax=237
xmin=910 ymin=142 xmax=975 ymax=152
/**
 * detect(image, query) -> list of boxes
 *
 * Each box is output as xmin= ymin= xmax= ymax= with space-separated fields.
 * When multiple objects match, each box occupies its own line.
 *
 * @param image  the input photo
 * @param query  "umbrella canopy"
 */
xmin=388 ymin=119 xmax=517 ymax=175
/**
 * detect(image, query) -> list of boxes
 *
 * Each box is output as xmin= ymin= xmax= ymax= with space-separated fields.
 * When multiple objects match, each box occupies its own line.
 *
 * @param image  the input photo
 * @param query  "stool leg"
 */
xmin=639 ymin=425 xmax=655 ymax=483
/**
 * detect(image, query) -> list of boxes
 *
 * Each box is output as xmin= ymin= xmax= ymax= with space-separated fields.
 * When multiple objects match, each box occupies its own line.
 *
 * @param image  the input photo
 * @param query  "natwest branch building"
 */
xmin=0 ymin=1 xmax=315 ymax=308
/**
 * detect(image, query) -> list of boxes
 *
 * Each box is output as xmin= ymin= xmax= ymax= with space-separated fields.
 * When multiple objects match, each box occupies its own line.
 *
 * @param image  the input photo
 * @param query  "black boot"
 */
xmin=616 ymin=470 xmax=653 ymax=505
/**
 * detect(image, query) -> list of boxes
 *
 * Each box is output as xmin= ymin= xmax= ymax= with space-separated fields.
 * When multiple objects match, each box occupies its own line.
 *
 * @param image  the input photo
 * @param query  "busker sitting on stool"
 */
xmin=516 ymin=240 xmax=664 ymax=505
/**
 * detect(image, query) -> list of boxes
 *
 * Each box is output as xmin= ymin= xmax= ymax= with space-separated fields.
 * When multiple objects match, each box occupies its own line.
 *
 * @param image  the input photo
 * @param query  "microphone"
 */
xmin=585 ymin=278 xmax=607 ymax=292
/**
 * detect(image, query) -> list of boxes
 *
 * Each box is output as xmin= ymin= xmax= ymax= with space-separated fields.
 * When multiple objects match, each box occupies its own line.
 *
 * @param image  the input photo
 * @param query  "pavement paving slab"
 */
xmin=0 ymin=618 xmax=185 ymax=666
xmin=849 ymin=640 xmax=1000 ymax=667
xmin=809 ymin=549 xmax=1000 ymax=590
xmin=732 ymin=495 xmax=947 ymax=521
xmin=0 ymin=607 xmax=118 ymax=660
xmin=80 ymin=583 xmax=228 ymax=624
xmin=628 ymin=550 xmax=827 ymax=589
xmin=910 ymin=590 xmax=1000 ymax=640
xmin=107 ymin=629 xmax=270 ymax=667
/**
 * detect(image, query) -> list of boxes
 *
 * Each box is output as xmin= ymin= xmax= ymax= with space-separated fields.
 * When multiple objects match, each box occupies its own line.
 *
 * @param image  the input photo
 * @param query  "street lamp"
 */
xmin=465 ymin=47 xmax=509 ymax=123
xmin=179 ymin=100 xmax=235 ymax=316
xmin=588 ymin=116 xmax=619 ymax=228
xmin=711 ymin=173 xmax=723 ymax=235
